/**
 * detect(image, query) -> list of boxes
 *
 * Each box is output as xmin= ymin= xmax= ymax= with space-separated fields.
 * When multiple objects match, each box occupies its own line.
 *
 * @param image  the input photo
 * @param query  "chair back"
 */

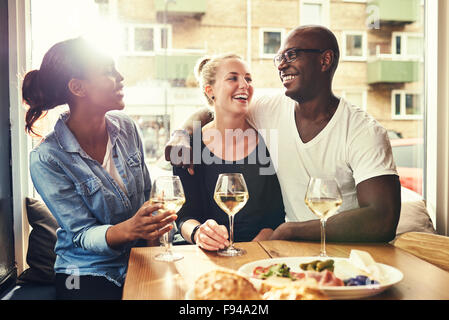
xmin=393 ymin=232 xmax=449 ymax=272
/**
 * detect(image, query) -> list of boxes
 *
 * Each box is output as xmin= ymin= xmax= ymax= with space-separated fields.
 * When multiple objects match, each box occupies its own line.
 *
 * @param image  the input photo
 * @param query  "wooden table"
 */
xmin=122 ymin=240 xmax=449 ymax=300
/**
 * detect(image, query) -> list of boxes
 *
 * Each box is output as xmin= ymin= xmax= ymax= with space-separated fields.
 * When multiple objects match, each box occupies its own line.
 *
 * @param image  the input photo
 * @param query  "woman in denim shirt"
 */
xmin=23 ymin=38 xmax=176 ymax=300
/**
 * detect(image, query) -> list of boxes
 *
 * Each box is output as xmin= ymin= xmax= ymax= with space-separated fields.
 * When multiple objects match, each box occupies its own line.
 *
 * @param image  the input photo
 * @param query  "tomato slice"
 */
xmin=253 ymin=266 xmax=266 ymax=277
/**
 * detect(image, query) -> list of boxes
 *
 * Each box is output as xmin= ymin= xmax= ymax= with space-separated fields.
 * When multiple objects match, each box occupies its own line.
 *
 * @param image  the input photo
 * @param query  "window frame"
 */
xmin=121 ymin=23 xmax=172 ymax=56
xmin=6 ymin=2 xmax=449 ymax=274
xmin=259 ymin=28 xmax=285 ymax=59
xmin=391 ymin=32 xmax=424 ymax=61
xmin=299 ymin=0 xmax=330 ymax=27
xmin=391 ymin=90 xmax=424 ymax=120
xmin=341 ymin=89 xmax=367 ymax=110
xmin=341 ymin=31 xmax=367 ymax=62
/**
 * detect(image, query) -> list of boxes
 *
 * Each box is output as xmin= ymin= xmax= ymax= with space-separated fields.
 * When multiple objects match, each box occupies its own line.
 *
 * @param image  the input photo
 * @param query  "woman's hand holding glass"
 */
xmin=106 ymin=202 xmax=177 ymax=250
xmin=127 ymin=202 xmax=177 ymax=242
xmin=194 ymin=219 xmax=230 ymax=251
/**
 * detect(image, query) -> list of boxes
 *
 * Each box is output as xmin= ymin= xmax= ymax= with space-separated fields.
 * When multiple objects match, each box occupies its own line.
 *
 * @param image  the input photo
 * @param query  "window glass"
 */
xmin=391 ymin=144 xmax=423 ymax=169
xmin=302 ymin=3 xmax=322 ymax=25
xmin=161 ymin=27 xmax=168 ymax=49
xmin=134 ymin=27 xmax=154 ymax=52
xmin=395 ymin=36 xmax=401 ymax=55
xmin=407 ymin=36 xmax=423 ymax=56
xmin=263 ymin=31 xmax=281 ymax=55
xmin=28 ymin=0 xmax=426 ymax=193
xmin=405 ymin=94 xmax=422 ymax=115
xmin=122 ymin=26 xmax=129 ymax=52
xmin=345 ymin=91 xmax=364 ymax=108
xmin=346 ymin=34 xmax=363 ymax=57
xmin=395 ymin=94 xmax=401 ymax=115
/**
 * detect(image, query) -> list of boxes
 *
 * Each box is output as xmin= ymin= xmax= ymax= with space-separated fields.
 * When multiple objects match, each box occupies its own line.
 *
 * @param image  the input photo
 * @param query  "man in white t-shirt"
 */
xmin=166 ymin=25 xmax=401 ymax=243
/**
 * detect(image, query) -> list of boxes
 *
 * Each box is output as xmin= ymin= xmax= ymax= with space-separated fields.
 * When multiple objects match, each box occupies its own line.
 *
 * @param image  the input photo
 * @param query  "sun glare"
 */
xmin=31 ymin=0 xmax=122 ymax=66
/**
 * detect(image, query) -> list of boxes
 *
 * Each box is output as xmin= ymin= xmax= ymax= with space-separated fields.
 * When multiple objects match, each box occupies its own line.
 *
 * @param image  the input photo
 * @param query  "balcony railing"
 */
xmin=368 ymin=0 xmax=420 ymax=25
xmin=155 ymin=51 xmax=204 ymax=84
xmin=367 ymin=58 xmax=420 ymax=84
xmin=155 ymin=0 xmax=206 ymax=19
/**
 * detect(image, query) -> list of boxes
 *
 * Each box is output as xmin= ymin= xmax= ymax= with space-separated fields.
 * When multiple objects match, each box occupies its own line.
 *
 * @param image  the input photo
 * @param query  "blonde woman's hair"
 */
xmin=194 ymin=53 xmax=243 ymax=106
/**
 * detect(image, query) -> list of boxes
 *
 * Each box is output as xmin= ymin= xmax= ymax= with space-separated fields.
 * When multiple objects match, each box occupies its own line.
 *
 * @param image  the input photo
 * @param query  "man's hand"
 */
xmin=164 ymin=130 xmax=195 ymax=175
xmin=164 ymin=107 xmax=214 ymax=176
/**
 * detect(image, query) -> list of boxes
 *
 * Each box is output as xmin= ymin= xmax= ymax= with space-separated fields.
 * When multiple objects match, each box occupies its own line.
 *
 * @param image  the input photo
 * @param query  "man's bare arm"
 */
xmin=270 ymin=175 xmax=401 ymax=242
xmin=164 ymin=107 xmax=214 ymax=172
xmin=180 ymin=107 xmax=214 ymax=136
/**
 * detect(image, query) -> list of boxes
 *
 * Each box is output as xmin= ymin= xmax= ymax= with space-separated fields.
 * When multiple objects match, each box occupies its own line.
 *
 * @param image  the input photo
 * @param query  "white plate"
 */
xmin=185 ymin=288 xmax=196 ymax=300
xmin=237 ymin=256 xmax=403 ymax=300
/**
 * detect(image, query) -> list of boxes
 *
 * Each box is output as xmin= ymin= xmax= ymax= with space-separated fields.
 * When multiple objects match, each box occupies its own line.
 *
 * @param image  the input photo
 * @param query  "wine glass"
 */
xmin=150 ymin=175 xmax=185 ymax=262
xmin=305 ymin=177 xmax=342 ymax=257
xmin=213 ymin=173 xmax=249 ymax=257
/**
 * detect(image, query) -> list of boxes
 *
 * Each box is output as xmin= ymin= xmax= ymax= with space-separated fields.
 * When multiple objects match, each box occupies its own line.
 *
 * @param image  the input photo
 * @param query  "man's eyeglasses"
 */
xmin=273 ymin=48 xmax=328 ymax=68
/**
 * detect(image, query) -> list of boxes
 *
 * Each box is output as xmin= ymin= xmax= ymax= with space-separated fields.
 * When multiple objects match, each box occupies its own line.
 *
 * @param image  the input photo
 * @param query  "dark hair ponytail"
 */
xmin=22 ymin=37 xmax=99 ymax=136
xmin=22 ymin=70 xmax=46 ymax=136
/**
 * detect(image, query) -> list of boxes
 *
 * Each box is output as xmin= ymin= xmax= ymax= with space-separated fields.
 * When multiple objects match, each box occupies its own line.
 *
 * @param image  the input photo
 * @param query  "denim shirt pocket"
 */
xmin=74 ymin=176 xmax=110 ymax=223
xmin=126 ymin=151 xmax=144 ymax=196
xmin=74 ymin=176 xmax=102 ymax=196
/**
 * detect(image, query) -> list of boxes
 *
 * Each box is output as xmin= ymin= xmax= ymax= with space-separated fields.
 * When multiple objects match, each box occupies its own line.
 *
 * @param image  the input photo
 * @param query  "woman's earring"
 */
xmin=211 ymin=96 xmax=215 ymax=100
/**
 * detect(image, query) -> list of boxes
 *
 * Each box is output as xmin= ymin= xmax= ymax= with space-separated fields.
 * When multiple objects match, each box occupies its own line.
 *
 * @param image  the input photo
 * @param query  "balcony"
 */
xmin=155 ymin=0 xmax=206 ymax=19
xmin=367 ymin=59 xmax=420 ymax=84
xmin=155 ymin=52 xmax=203 ymax=85
xmin=368 ymin=0 xmax=420 ymax=25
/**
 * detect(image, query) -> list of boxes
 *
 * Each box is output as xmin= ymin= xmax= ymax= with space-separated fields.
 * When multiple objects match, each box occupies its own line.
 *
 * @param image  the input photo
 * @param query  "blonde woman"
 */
xmin=174 ymin=54 xmax=285 ymax=251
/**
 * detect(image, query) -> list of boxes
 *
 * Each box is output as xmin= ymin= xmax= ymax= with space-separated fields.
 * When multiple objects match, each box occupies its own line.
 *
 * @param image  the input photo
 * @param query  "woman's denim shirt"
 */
xmin=29 ymin=111 xmax=151 ymax=286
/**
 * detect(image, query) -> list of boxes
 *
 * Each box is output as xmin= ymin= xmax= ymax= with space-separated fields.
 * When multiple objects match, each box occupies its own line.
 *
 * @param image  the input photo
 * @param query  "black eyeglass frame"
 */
xmin=273 ymin=48 xmax=329 ymax=67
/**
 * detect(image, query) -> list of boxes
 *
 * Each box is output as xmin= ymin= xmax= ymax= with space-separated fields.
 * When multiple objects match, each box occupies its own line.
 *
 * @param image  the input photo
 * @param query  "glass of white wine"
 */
xmin=305 ymin=177 xmax=342 ymax=257
xmin=213 ymin=173 xmax=249 ymax=257
xmin=150 ymin=175 xmax=185 ymax=262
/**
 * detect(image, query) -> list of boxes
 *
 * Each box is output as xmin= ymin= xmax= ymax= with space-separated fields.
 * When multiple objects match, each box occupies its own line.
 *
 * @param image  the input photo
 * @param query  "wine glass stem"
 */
xmin=166 ymin=238 xmax=172 ymax=253
xmin=320 ymin=218 xmax=327 ymax=257
xmin=228 ymin=215 xmax=234 ymax=248
xmin=162 ymin=223 xmax=174 ymax=255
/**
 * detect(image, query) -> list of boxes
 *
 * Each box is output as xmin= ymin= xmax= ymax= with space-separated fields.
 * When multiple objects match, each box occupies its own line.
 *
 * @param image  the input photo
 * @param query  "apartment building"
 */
xmin=90 ymin=0 xmax=424 ymax=163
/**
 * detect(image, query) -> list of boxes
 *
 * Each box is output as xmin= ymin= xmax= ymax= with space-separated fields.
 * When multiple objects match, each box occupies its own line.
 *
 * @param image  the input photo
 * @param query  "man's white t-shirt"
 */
xmin=248 ymin=92 xmax=398 ymax=222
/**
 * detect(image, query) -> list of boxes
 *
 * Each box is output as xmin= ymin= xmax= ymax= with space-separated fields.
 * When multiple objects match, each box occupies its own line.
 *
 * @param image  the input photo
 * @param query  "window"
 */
xmin=0 ymin=1 xmax=16 ymax=293
xmin=129 ymin=115 xmax=170 ymax=164
xmin=392 ymin=32 xmax=424 ymax=59
xmin=94 ymin=0 xmax=109 ymax=17
xmin=341 ymin=90 xmax=367 ymax=110
xmin=392 ymin=91 xmax=423 ymax=120
xmin=342 ymin=31 xmax=367 ymax=61
xmin=259 ymin=28 xmax=284 ymax=58
xmin=300 ymin=0 xmax=329 ymax=26
xmin=122 ymin=24 xmax=172 ymax=55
